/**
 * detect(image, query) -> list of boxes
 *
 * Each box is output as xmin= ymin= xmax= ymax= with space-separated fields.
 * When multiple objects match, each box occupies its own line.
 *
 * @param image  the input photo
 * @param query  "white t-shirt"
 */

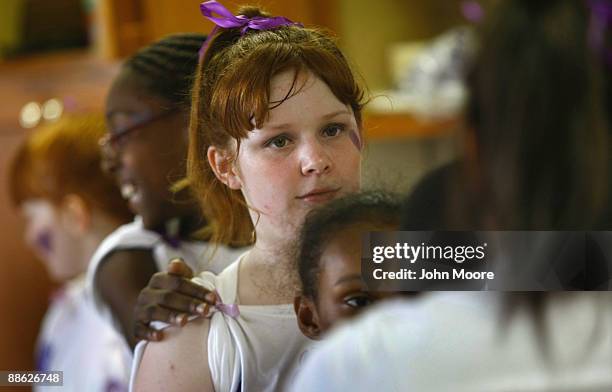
xmin=35 ymin=276 xmax=131 ymax=392
xmin=294 ymin=292 xmax=612 ymax=392
xmin=131 ymin=253 xmax=311 ymax=392
xmin=86 ymin=217 xmax=244 ymax=337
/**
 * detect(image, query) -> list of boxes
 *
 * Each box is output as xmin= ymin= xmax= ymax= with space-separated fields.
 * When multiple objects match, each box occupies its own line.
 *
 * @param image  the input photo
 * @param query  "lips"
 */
xmin=120 ymin=183 xmax=136 ymax=200
xmin=296 ymin=187 xmax=341 ymax=203
xmin=120 ymin=180 xmax=142 ymax=212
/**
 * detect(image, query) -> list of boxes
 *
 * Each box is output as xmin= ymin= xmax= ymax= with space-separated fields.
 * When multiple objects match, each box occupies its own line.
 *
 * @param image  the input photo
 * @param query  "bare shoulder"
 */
xmin=134 ymin=317 xmax=214 ymax=392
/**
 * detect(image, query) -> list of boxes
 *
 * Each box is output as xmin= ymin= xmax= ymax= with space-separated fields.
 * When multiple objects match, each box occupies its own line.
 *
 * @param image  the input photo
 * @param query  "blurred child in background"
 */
xmin=9 ymin=114 xmax=133 ymax=391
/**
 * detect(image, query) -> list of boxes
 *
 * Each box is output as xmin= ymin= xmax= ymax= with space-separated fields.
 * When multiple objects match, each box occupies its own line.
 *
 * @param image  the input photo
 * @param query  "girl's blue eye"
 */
xmin=322 ymin=123 xmax=345 ymax=137
xmin=344 ymin=295 xmax=373 ymax=309
xmin=266 ymin=135 xmax=291 ymax=149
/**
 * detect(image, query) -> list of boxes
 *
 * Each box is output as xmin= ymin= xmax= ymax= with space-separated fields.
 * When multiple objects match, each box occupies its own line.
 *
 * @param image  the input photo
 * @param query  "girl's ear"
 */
xmin=59 ymin=194 xmax=91 ymax=236
xmin=208 ymin=145 xmax=242 ymax=190
xmin=294 ymin=295 xmax=322 ymax=340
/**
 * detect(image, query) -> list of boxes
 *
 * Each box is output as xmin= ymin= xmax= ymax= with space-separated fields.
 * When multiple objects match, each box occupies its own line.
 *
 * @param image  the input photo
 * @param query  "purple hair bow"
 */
xmin=198 ymin=0 xmax=302 ymax=59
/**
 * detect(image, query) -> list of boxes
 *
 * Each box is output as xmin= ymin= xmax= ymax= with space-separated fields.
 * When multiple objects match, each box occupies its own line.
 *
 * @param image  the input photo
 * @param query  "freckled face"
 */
xmin=233 ymin=71 xmax=362 ymax=241
xmin=21 ymin=199 xmax=82 ymax=282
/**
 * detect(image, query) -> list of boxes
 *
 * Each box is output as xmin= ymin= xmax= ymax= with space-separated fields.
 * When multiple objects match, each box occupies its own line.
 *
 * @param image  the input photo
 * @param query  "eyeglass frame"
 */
xmin=98 ymin=107 xmax=180 ymax=154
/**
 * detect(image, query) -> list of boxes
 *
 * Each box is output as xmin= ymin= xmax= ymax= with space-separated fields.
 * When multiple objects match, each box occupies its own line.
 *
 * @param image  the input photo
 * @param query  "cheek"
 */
xmin=34 ymin=230 xmax=53 ymax=255
xmin=26 ymin=226 xmax=54 ymax=257
xmin=23 ymin=214 xmax=54 ymax=256
xmin=118 ymin=148 xmax=138 ymax=172
xmin=316 ymin=297 xmax=337 ymax=331
xmin=121 ymin=143 xmax=158 ymax=172
xmin=237 ymin=154 xmax=295 ymax=212
xmin=315 ymin=283 xmax=345 ymax=330
xmin=334 ymin=142 xmax=361 ymax=188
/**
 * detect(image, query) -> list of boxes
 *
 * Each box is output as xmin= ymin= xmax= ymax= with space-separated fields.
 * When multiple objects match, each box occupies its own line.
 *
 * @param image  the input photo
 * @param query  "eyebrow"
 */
xmin=334 ymin=273 xmax=363 ymax=286
xmin=322 ymin=109 xmax=352 ymax=120
xmin=266 ymin=109 xmax=352 ymax=131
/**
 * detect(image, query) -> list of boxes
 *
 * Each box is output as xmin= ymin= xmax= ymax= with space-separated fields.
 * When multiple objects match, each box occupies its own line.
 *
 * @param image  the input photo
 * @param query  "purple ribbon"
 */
xmin=213 ymin=290 xmax=240 ymax=318
xmin=198 ymin=0 xmax=302 ymax=59
xmin=161 ymin=234 xmax=181 ymax=248
xmin=587 ymin=0 xmax=612 ymax=66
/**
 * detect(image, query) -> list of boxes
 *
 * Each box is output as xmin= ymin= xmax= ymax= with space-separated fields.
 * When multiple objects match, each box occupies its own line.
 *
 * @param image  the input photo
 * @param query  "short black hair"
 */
xmin=121 ymin=33 xmax=206 ymax=108
xmin=297 ymin=191 xmax=401 ymax=299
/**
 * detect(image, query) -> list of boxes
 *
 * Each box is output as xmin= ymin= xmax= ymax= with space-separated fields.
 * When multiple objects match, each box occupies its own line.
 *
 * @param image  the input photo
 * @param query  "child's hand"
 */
xmin=134 ymin=258 xmax=217 ymax=341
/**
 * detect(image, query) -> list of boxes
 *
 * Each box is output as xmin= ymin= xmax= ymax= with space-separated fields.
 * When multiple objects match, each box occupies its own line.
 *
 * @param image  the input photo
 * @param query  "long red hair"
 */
xmin=188 ymin=6 xmax=365 ymax=246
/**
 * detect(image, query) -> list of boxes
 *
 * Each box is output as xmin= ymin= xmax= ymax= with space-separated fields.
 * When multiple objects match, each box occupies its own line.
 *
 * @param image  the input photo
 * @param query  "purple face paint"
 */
xmin=349 ymin=130 xmax=363 ymax=152
xmin=35 ymin=343 xmax=52 ymax=371
xmin=35 ymin=230 xmax=53 ymax=255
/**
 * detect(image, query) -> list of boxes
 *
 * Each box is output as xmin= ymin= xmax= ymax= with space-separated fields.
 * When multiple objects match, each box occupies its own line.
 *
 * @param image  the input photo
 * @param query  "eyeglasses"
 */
xmin=99 ymin=108 xmax=179 ymax=174
xmin=99 ymin=108 xmax=179 ymax=153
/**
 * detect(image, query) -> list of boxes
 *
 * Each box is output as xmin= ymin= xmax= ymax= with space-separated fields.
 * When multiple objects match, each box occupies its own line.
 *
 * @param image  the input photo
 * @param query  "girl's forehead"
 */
xmin=269 ymin=70 xmax=325 ymax=102
xmin=266 ymin=71 xmax=352 ymax=122
xmin=22 ymin=199 xmax=56 ymax=218
xmin=269 ymin=70 xmax=310 ymax=98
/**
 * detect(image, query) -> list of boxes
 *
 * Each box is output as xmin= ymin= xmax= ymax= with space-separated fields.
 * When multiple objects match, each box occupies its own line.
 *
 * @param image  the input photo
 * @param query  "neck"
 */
xmin=158 ymin=209 xmax=205 ymax=242
xmin=239 ymin=234 xmax=300 ymax=305
xmin=80 ymin=215 xmax=123 ymax=271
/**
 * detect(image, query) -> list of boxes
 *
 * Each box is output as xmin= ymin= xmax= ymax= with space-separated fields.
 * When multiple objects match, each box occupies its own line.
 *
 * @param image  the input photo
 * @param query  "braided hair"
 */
xmin=121 ymin=33 xmax=207 ymax=109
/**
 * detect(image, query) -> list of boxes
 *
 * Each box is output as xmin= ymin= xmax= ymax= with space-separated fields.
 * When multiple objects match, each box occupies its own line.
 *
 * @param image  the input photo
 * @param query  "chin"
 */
xmin=48 ymin=269 xmax=75 ymax=284
xmin=138 ymin=208 xmax=162 ymax=231
xmin=140 ymin=214 xmax=170 ymax=233
xmin=141 ymin=218 xmax=163 ymax=232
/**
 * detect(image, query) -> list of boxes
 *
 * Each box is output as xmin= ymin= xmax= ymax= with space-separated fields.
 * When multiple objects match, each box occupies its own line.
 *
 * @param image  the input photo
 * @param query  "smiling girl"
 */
xmin=9 ymin=115 xmax=133 ymax=391
xmin=87 ymin=33 xmax=244 ymax=350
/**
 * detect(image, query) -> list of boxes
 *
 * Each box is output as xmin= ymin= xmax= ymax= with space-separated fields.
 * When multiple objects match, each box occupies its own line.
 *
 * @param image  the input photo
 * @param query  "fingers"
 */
xmin=136 ymin=289 xmax=211 ymax=321
xmin=133 ymin=300 xmax=212 ymax=342
xmin=156 ymin=290 xmax=212 ymax=316
xmin=148 ymin=272 xmax=216 ymax=304
xmin=133 ymin=303 xmax=211 ymax=341
xmin=134 ymin=321 xmax=164 ymax=342
xmin=167 ymin=258 xmax=194 ymax=279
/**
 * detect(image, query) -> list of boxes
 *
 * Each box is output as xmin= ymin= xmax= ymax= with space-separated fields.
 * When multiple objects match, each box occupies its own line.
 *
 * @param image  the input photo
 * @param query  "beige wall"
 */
xmin=339 ymin=0 xmax=465 ymax=90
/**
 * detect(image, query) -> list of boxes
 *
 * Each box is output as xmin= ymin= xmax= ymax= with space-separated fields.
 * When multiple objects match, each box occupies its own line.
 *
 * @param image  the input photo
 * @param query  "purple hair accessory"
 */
xmin=198 ymin=0 xmax=302 ymax=59
xmin=587 ymin=0 xmax=612 ymax=66
xmin=213 ymin=289 xmax=240 ymax=318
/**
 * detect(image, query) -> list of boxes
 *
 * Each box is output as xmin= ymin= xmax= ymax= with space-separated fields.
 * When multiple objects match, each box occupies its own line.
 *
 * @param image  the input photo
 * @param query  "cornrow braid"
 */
xmin=123 ymin=33 xmax=207 ymax=108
